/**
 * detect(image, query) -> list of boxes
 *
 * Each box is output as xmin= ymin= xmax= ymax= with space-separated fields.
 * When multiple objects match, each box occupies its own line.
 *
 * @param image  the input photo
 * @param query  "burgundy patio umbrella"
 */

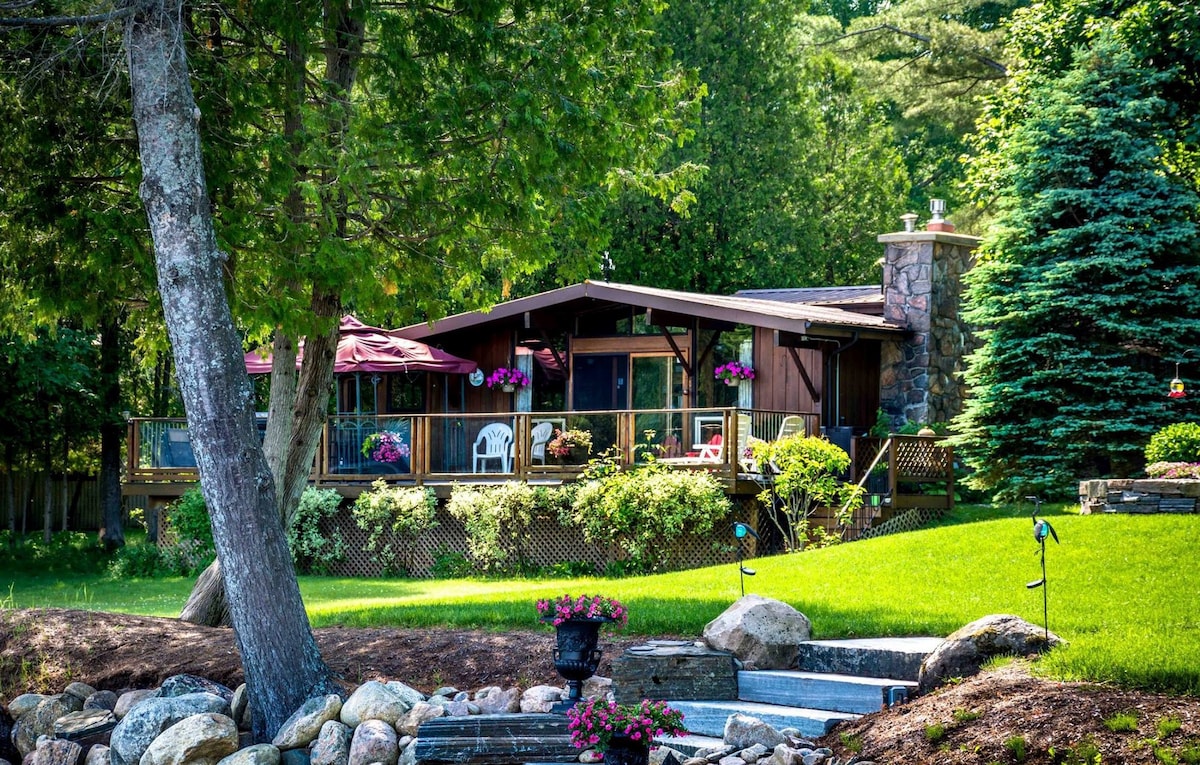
xmin=244 ymin=315 xmax=477 ymax=374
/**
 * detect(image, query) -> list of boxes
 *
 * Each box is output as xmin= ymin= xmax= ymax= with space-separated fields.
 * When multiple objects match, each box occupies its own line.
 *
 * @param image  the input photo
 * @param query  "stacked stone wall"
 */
xmin=1078 ymin=478 xmax=1200 ymax=514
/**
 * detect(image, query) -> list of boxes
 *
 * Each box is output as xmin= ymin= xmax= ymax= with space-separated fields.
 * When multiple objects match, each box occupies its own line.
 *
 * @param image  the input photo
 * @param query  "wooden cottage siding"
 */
xmin=831 ymin=340 xmax=881 ymax=430
xmin=752 ymin=327 xmax=824 ymax=414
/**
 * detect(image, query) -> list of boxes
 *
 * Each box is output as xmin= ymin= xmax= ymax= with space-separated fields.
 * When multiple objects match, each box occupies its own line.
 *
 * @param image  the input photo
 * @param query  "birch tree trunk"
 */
xmin=125 ymin=0 xmax=336 ymax=740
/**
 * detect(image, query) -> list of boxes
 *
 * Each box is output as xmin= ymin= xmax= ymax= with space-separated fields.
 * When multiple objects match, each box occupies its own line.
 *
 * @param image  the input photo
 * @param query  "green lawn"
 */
xmin=3 ymin=505 xmax=1198 ymax=695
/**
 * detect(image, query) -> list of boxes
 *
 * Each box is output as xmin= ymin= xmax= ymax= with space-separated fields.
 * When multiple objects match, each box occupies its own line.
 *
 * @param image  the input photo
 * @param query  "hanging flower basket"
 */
xmin=715 ymin=361 xmax=755 ymax=385
xmin=360 ymin=431 xmax=410 ymax=464
xmin=487 ymin=367 xmax=531 ymax=391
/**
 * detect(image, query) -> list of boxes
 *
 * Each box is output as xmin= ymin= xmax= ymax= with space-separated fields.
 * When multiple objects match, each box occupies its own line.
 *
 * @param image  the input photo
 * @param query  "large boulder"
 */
xmin=918 ymin=614 xmax=1064 ymax=693
xmin=309 ymin=720 xmax=352 ymax=765
xmin=272 ymin=695 xmax=342 ymax=750
xmin=138 ymin=712 xmax=239 ymax=765
xmin=160 ymin=675 xmax=234 ymax=704
xmin=723 ymin=714 xmax=786 ymax=750
xmin=108 ymin=692 xmax=231 ymax=765
xmin=339 ymin=682 xmax=412 ymax=728
xmin=702 ymin=596 xmax=811 ymax=669
xmin=347 ymin=719 xmax=399 ymax=765
xmin=13 ymin=694 xmax=85 ymax=756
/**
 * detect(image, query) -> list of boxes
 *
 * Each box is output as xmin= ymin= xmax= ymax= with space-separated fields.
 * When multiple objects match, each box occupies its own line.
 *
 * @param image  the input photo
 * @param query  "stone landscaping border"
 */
xmin=1078 ymin=479 xmax=1200 ymax=515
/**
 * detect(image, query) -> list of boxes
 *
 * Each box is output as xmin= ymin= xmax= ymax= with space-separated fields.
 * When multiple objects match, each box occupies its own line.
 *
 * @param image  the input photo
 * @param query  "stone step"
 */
xmin=654 ymin=733 xmax=726 ymax=756
xmin=415 ymin=713 xmax=577 ymax=764
xmin=795 ymin=637 xmax=943 ymax=682
xmin=737 ymin=670 xmax=916 ymax=715
xmin=667 ymin=700 xmax=857 ymax=740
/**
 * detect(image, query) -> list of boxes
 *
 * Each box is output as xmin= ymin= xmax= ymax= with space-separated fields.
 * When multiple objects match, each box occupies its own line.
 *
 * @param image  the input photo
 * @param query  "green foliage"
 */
xmin=751 ymin=435 xmax=863 ymax=551
xmin=351 ymin=480 xmax=437 ymax=576
xmin=1158 ymin=716 xmax=1183 ymax=740
xmin=1180 ymin=739 xmax=1200 ymax=764
xmin=1146 ymin=423 xmax=1200 ymax=465
xmin=446 ymin=483 xmax=572 ymax=575
xmin=567 ymin=461 xmax=732 ymax=572
xmin=954 ymin=30 xmax=1200 ymax=501
xmin=952 ymin=708 xmax=982 ymax=723
xmin=924 ymin=722 xmax=947 ymax=743
xmin=165 ymin=489 xmax=216 ymax=571
xmin=429 ymin=547 xmax=474 ymax=580
xmin=0 ymin=531 xmax=108 ymax=575
xmin=106 ymin=543 xmax=170 ymax=579
xmin=1052 ymin=735 xmax=1102 ymax=765
xmin=1102 ymin=710 xmax=1138 ymax=732
xmin=288 ymin=488 xmax=347 ymax=576
xmin=1004 ymin=735 xmax=1028 ymax=762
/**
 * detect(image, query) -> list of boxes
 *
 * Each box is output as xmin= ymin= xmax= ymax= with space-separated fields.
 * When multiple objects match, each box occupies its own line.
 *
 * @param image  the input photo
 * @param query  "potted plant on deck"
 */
xmin=547 ymin=428 xmax=593 ymax=463
xmin=487 ymin=367 xmax=531 ymax=393
xmin=537 ymin=594 xmax=627 ymax=711
xmin=361 ymin=431 xmax=411 ymax=467
xmin=566 ymin=697 xmax=686 ymax=765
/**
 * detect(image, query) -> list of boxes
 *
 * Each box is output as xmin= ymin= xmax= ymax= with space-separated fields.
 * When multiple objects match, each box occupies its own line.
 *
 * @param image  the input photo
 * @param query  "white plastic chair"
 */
xmin=529 ymin=422 xmax=554 ymax=464
xmin=473 ymin=423 xmax=514 ymax=473
xmin=776 ymin=415 xmax=806 ymax=440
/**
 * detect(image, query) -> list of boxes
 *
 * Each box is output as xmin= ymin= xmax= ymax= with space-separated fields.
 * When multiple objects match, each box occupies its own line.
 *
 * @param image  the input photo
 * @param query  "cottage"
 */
xmin=122 ymin=223 xmax=977 ymax=507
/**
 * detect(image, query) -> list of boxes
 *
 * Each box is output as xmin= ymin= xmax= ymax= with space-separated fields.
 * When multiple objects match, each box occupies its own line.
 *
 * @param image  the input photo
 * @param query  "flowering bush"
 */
xmin=548 ymin=428 xmax=593 ymax=458
xmin=566 ymin=698 xmax=685 ymax=753
xmin=487 ymin=367 xmax=531 ymax=389
xmin=1146 ymin=461 xmax=1200 ymax=479
xmin=536 ymin=594 xmax=628 ymax=627
xmin=714 ymin=361 xmax=754 ymax=383
xmin=361 ymin=431 xmax=411 ymax=463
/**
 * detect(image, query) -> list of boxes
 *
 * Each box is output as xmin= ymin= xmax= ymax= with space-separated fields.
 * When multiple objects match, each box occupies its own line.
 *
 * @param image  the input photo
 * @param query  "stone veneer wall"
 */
xmin=878 ymin=230 xmax=979 ymax=429
xmin=1079 ymin=478 xmax=1200 ymax=514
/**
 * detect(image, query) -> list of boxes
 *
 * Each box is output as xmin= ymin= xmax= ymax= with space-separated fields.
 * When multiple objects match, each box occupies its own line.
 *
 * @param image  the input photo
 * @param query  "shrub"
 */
xmin=1145 ymin=462 xmax=1200 ymax=480
xmin=164 ymin=488 xmax=216 ymax=572
xmin=288 ymin=487 xmax=347 ymax=575
xmin=430 ymin=546 xmax=473 ymax=579
xmin=447 ymin=483 xmax=572 ymax=575
xmin=105 ymin=541 xmax=164 ymax=578
xmin=351 ymin=480 xmax=437 ymax=576
xmin=567 ymin=461 xmax=731 ymax=572
xmin=750 ymin=435 xmax=863 ymax=551
xmin=1146 ymin=422 xmax=1200 ymax=465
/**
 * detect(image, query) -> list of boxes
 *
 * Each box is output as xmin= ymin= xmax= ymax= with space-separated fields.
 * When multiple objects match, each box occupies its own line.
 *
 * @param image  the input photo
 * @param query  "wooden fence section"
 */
xmin=3 ymin=473 xmax=105 ymax=533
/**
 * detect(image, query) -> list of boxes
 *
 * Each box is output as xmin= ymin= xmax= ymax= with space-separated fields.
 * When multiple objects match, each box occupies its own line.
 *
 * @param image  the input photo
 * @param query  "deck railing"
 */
xmin=125 ymin=407 xmax=823 ymax=486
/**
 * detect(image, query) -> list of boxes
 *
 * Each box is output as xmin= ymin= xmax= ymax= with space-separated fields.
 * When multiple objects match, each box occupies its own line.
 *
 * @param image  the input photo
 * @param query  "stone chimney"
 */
xmin=878 ymin=204 xmax=980 ymax=429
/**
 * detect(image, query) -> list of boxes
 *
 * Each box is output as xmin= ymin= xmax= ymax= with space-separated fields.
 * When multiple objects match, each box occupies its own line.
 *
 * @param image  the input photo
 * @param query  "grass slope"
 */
xmin=4 ymin=506 xmax=1197 ymax=694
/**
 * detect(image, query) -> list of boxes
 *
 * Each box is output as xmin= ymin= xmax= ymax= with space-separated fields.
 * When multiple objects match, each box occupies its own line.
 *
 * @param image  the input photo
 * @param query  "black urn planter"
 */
xmin=547 ymin=617 xmax=610 ymax=712
xmin=603 ymin=735 xmax=651 ymax=765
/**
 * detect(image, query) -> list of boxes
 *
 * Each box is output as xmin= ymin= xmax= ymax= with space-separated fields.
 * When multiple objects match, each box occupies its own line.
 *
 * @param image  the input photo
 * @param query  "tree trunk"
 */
xmin=99 ymin=312 xmax=125 ymax=550
xmin=126 ymin=0 xmax=336 ymax=741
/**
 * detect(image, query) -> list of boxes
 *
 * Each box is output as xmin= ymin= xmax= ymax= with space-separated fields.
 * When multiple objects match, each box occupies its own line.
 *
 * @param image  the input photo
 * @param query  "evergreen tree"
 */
xmin=953 ymin=31 xmax=1200 ymax=500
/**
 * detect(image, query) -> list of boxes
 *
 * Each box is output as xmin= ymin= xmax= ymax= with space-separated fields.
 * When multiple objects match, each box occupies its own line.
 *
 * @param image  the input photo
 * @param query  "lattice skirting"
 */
xmin=322 ymin=497 xmax=760 ymax=577
xmin=859 ymin=507 xmax=946 ymax=540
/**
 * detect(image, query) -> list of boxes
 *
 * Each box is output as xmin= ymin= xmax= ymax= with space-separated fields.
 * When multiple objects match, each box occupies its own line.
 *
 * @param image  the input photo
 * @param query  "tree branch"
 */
xmin=818 ymin=23 xmax=1009 ymax=76
xmin=0 ymin=3 xmax=132 ymax=26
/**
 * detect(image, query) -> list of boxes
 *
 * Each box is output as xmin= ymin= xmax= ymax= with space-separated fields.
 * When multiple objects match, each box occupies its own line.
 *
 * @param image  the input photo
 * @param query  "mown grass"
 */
xmin=3 ymin=505 xmax=1198 ymax=695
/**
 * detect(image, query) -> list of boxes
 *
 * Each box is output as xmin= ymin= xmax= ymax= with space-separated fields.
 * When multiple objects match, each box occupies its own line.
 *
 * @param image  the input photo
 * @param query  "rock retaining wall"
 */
xmin=1078 ymin=479 xmax=1200 ymax=515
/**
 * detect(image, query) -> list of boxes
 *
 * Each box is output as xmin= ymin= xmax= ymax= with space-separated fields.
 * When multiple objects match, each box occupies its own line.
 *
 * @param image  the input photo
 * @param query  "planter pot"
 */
xmin=603 ymin=735 xmax=650 ymax=765
xmin=501 ymin=383 xmax=517 ymax=393
xmin=546 ymin=617 xmax=611 ymax=712
xmin=723 ymin=378 xmax=738 ymax=386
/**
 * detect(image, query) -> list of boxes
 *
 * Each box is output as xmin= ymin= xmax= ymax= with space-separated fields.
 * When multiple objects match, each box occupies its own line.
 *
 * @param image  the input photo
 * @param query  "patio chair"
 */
xmin=776 ymin=415 xmax=806 ymax=440
xmin=529 ymin=421 xmax=554 ymax=465
xmin=159 ymin=428 xmax=197 ymax=468
xmin=473 ymin=422 xmax=514 ymax=473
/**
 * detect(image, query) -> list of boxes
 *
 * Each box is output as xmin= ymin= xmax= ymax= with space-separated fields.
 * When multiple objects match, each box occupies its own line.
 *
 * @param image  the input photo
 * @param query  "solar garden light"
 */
xmin=1025 ymin=496 xmax=1059 ymax=641
xmin=733 ymin=522 xmax=758 ymax=597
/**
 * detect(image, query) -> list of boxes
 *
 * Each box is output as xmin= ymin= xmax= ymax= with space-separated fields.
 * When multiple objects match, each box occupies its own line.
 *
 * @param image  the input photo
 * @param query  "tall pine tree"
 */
xmin=954 ymin=31 xmax=1200 ymax=500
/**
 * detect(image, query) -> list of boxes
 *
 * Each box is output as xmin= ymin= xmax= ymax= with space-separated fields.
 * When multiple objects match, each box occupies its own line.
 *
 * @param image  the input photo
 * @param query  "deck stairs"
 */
xmin=659 ymin=637 xmax=942 ymax=753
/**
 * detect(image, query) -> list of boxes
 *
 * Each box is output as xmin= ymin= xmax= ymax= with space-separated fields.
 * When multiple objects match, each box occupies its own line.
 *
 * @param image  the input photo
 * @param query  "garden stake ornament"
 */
xmin=733 ymin=522 xmax=758 ymax=596
xmin=1025 ymin=496 xmax=1059 ymax=641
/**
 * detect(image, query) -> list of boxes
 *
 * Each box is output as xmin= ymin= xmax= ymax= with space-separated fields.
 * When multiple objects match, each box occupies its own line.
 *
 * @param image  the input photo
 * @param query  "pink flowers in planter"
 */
xmin=566 ymin=698 xmax=686 ymax=753
xmin=536 ymin=594 xmax=628 ymax=627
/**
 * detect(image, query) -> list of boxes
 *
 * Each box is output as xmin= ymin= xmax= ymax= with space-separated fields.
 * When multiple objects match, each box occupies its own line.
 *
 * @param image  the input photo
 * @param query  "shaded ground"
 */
xmin=2 ymin=609 xmax=1199 ymax=764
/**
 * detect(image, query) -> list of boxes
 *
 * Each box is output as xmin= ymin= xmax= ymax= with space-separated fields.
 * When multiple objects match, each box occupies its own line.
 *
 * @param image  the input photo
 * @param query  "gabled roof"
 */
xmin=397 ymin=280 xmax=904 ymax=341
